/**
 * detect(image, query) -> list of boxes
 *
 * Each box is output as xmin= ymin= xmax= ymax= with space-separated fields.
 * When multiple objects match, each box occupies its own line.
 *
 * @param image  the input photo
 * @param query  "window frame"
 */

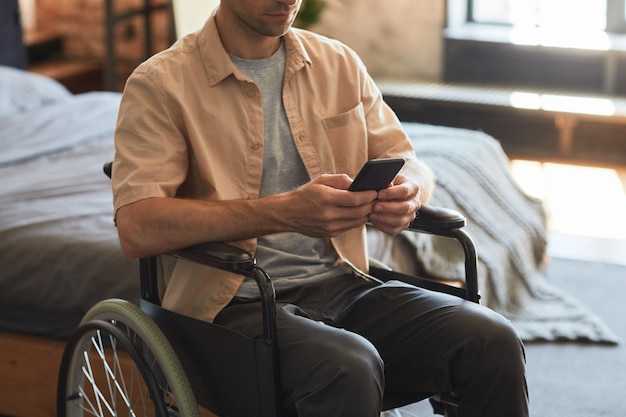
xmin=607 ymin=0 xmax=626 ymax=33
xmin=460 ymin=0 xmax=626 ymax=34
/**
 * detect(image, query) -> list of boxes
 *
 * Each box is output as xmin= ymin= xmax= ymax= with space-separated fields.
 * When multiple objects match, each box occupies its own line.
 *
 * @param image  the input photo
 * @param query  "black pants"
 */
xmin=214 ymin=273 xmax=528 ymax=417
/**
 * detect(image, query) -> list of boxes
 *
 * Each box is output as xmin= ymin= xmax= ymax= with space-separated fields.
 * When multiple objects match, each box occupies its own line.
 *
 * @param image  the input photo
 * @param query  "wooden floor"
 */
xmin=510 ymin=160 xmax=626 ymax=266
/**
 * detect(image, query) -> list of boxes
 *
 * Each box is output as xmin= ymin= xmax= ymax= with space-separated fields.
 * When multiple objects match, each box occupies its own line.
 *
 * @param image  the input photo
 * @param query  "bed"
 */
xmin=0 ymin=65 xmax=138 ymax=416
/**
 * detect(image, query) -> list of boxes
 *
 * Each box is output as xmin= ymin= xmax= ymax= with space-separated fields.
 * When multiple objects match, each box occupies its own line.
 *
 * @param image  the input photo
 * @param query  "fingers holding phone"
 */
xmin=370 ymin=174 xmax=423 ymax=236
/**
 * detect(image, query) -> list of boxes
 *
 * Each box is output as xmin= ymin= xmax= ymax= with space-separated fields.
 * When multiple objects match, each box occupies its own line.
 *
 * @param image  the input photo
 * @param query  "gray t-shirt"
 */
xmin=230 ymin=42 xmax=349 ymax=298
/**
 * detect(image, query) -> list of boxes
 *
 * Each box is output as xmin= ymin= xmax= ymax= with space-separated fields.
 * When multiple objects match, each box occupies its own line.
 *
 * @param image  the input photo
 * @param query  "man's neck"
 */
xmin=215 ymin=8 xmax=284 ymax=59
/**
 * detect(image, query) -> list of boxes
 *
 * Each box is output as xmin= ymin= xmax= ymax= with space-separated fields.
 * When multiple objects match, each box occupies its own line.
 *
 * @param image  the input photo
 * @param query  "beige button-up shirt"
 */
xmin=112 ymin=16 xmax=421 ymax=322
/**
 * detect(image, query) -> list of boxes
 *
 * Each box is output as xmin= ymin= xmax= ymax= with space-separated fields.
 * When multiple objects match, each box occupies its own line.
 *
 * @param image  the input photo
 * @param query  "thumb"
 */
xmin=312 ymin=173 xmax=353 ymax=190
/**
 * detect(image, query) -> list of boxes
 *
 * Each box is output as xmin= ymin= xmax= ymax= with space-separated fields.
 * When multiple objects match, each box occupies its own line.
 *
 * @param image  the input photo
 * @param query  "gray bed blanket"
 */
xmin=0 ymin=91 xmax=138 ymax=338
xmin=369 ymin=123 xmax=619 ymax=344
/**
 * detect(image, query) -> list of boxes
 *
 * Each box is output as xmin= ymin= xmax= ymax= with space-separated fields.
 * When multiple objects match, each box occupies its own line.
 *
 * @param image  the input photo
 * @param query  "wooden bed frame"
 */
xmin=0 ymin=331 xmax=64 ymax=417
xmin=0 ymin=330 xmax=220 ymax=417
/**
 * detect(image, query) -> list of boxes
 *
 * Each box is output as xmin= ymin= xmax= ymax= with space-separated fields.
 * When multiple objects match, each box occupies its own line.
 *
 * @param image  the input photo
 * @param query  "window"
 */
xmin=468 ymin=0 xmax=626 ymax=34
xmin=444 ymin=0 xmax=626 ymax=94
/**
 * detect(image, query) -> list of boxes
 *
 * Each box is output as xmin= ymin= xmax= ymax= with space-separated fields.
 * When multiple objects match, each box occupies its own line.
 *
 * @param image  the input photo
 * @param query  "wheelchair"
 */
xmin=56 ymin=162 xmax=480 ymax=417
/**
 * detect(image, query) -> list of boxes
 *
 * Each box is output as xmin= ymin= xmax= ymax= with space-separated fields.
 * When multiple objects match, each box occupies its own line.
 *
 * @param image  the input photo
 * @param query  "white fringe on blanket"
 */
xmin=368 ymin=123 xmax=619 ymax=344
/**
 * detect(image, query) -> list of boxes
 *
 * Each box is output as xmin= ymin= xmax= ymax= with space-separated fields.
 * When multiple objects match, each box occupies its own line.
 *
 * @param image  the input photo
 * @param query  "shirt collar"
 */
xmin=197 ymin=16 xmax=312 ymax=87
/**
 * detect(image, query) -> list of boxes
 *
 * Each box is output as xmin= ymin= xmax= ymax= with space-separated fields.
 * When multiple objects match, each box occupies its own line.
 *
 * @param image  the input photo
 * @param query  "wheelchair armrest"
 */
xmin=409 ymin=205 xmax=466 ymax=237
xmin=170 ymin=242 xmax=256 ymax=272
xmin=407 ymin=205 xmax=481 ymax=303
xmin=170 ymin=243 xmax=278 ymax=350
xmin=142 ymin=243 xmax=257 ymax=304
xmin=103 ymin=161 xmax=113 ymax=178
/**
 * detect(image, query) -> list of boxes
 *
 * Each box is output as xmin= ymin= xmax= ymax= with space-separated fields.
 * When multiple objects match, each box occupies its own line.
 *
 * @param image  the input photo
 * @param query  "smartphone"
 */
xmin=348 ymin=158 xmax=405 ymax=192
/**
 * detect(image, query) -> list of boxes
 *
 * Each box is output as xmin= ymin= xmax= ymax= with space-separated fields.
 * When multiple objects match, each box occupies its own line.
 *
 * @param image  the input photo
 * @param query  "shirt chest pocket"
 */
xmin=321 ymin=103 xmax=368 ymax=177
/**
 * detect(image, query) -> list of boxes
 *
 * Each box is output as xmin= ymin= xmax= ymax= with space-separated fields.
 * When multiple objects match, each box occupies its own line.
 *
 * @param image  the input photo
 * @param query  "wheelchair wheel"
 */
xmin=58 ymin=299 xmax=199 ymax=417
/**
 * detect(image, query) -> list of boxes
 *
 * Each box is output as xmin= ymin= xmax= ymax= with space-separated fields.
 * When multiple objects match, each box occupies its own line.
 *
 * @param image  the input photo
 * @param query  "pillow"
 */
xmin=0 ymin=65 xmax=72 ymax=118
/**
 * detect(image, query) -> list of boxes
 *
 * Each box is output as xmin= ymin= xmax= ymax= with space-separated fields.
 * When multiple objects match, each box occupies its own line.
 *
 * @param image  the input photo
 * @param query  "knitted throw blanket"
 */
xmin=368 ymin=122 xmax=619 ymax=344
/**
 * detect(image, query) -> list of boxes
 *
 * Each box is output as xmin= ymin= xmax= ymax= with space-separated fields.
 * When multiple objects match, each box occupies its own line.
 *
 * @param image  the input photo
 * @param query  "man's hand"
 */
xmin=285 ymin=174 xmax=377 ymax=238
xmin=367 ymin=174 xmax=422 ymax=236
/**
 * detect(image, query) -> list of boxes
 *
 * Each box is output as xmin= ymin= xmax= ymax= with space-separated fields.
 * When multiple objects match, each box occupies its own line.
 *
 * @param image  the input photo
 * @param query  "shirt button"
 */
xmin=251 ymin=142 xmax=262 ymax=151
xmin=247 ymin=89 xmax=256 ymax=98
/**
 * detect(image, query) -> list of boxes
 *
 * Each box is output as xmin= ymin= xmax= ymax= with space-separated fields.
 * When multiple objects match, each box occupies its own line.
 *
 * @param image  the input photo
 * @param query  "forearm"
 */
xmin=115 ymin=174 xmax=379 ymax=258
xmin=115 ymin=195 xmax=290 ymax=258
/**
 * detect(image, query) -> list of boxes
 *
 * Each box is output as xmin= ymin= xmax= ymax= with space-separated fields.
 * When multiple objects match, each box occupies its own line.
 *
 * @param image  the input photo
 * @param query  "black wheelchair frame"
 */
xmin=56 ymin=162 xmax=480 ymax=417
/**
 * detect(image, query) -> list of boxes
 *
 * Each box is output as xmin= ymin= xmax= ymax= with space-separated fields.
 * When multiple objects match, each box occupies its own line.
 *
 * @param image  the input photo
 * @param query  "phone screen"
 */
xmin=348 ymin=158 xmax=405 ymax=192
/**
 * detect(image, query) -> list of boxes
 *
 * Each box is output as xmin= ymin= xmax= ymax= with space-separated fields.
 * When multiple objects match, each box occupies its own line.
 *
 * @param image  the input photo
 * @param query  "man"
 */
xmin=112 ymin=0 xmax=529 ymax=416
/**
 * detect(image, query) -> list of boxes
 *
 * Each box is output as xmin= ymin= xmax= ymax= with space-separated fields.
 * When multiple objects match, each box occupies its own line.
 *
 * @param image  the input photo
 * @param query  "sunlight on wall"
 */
xmin=172 ymin=0 xmax=218 ymax=39
xmin=510 ymin=0 xmax=606 ymax=30
xmin=511 ymin=160 xmax=626 ymax=240
xmin=18 ymin=0 xmax=36 ymax=30
xmin=474 ymin=0 xmax=607 ymax=31
xmin=509 ymin=27 xmax=612 ymax=50
xmin=510 ymin=92 xmax=616 ymax=116
xmin=474 ymin=0 xmax=612 ymax=50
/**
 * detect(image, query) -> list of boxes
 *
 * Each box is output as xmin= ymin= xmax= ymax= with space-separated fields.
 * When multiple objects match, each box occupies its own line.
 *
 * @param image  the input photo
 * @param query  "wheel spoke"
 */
xmin=81 ymin=363 xmax=116 ymax=416
xmin=82 ymin=348 xmax=112 ymax=416
xmin=75 ymin=384 xmax=101 ymax=417
xmin=89 ymin=330 xmax=136 ymax=412
xmin=76 ymin=384 xmax=104 ymax=417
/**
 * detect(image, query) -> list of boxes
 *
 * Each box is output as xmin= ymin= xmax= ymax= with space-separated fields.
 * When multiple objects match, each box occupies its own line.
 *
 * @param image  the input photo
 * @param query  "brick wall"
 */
xmin=34 ymin=0 xmax=171 ymax=71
